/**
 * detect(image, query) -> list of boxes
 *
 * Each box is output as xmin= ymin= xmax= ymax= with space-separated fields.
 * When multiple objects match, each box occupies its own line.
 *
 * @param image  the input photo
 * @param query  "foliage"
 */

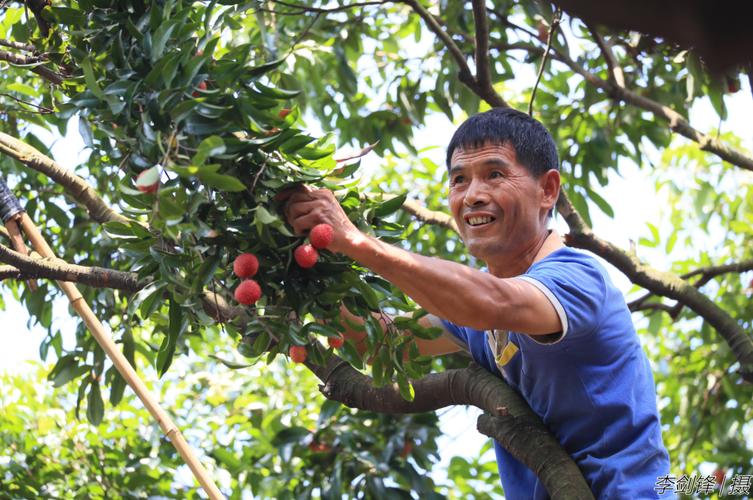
xmin=0 ymin=0 xmax=752 ymax=497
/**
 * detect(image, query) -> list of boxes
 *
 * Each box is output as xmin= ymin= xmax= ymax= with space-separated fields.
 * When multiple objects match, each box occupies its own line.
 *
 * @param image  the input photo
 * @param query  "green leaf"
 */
xmin=156 ymin=298 xmax=182 ymax=377
xmin=254 ymin=206 xmax=278 ymax=224
xmin=81 ymin=56 xmax=105 ymax=100
xmin=338 ymin=340 xmax=363 ymax=370
xmin=209 ymin=354 xmax=252 ymax=370
xmin=87 ymin=380 xmax=105 ymax=425
xmin=272 ymin=426 xmax=310 ymax=446
xmin=396 ymin=372 xmax=415 ymax=401
xmin=199 ymin=171 xmax=246 ymax=192
xmin=193 ymin=135 xmax=226 ymax=165
xmin=374 ymin=193 xmax=407 ymax=217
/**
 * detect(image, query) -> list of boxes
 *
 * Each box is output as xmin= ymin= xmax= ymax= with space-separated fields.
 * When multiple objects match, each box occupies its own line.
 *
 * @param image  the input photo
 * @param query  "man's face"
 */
xmin=448 ymin=142 xmax=548 ymax=263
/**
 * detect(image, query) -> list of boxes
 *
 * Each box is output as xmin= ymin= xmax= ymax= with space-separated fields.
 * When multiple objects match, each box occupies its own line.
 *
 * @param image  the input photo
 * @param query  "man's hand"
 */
xmin=276 ymin=185 xmax=362 ymax=254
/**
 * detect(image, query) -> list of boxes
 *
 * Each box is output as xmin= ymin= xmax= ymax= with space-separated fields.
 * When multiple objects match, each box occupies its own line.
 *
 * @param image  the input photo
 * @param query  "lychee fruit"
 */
xmin=310 ymin=223 xmax=334 ymax=249
xmin=234 ymin=279 xmax=261 ymax=305
xmin=278 ymin=108 xmax=292 ymax=119
xmin=233 ymin=253 xmax=259 ymax=278
xmin=327 ymin=334 xmax=344 ymax=349
xmin=294 ymin=244 xmax=318 ymax=268
xmin=289 ymin=345 xmax=307 ymax=363
xmin=135 ymin=166 xmax=160 ymax=193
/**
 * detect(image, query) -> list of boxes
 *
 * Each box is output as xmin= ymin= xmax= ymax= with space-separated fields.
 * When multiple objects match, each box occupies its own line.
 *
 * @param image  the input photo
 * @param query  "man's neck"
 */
xmin=487 ymin=229 xmax=564 ymax=278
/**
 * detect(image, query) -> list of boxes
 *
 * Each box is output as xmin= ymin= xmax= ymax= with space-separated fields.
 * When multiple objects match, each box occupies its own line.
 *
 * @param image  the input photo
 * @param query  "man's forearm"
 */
xmin=342 ymin=232 xmax=516 ymax=330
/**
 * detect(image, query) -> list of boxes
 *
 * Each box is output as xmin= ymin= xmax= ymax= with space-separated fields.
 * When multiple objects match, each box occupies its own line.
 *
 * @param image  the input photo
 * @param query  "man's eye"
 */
xmin=490 ymin=171 xmax=503 ymax=179
xmin=451 ymin=175 xmax=465 ymax=184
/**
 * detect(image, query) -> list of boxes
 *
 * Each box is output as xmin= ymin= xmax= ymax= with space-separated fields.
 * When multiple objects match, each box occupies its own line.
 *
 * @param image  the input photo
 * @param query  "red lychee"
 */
xmin=294 ymin=244 xmax=319 ymax=268
xmin=327 ymin=334 xmax=344 ymax=349
xmin=289 ymin=345 xmax=307 ymax=363
xmin=234 ymin=279 xmax=261 ymax=305
xmin=310 ymin=223 xmax=334 ymax=249
xmin=233 ymin=253 xmax=259 ymax=278
xmin=278 ymin=108 xmax=292 ymax=119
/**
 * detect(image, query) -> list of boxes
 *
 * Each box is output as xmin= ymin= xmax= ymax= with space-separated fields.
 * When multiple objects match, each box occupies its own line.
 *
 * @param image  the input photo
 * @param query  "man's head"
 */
xmin=445 ymin=108 xmax=561 ymax=271
xmin=446 ymin=107 xmax=559 ymax=177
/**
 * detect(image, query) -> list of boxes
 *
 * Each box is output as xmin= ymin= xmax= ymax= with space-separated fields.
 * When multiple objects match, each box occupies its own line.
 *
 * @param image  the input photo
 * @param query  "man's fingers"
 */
xmin=286 ymin=200 xmax=319 ymax=221
xmin=274 ymin=183 xmax=313 ymax=202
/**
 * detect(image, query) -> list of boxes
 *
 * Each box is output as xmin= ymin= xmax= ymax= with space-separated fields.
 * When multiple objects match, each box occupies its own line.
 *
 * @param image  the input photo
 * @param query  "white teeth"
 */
xmin=467 ymin=216 xmax=493 ymax=226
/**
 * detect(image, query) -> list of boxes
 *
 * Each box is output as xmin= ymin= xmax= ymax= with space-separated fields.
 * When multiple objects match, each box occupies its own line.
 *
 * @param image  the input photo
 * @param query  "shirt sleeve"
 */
xmin=519 ymin=254 xmax=607 ymax=343
xmin=426 ymin=314 xmax=469 ymax=350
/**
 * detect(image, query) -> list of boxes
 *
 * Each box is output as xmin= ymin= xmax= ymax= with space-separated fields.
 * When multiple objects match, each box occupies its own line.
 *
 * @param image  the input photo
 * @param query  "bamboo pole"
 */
xmin=17 ymin=212 xmax=225 ymax=499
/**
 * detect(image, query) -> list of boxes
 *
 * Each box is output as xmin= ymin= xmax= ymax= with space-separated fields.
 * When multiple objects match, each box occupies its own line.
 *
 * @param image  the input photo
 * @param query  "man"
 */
xmin=282 ymin=107 xmax=671 ymax=498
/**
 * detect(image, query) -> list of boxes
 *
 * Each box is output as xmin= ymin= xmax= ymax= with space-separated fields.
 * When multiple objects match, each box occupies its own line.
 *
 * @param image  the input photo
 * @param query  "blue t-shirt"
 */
xmin=438 ymin=247 xmax=671 ymax=499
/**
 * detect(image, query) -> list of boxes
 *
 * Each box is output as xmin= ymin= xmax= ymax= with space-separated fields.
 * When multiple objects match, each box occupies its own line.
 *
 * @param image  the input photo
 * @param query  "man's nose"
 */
xmin=464 ymin=178 xmax=490 ymax=207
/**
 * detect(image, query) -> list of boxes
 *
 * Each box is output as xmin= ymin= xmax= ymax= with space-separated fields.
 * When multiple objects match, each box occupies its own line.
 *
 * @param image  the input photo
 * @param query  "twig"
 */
xmin=0 ymin=92 xmax=54 ymax=114
xmin=269 ymin=0 xmax=385 ymax=14
xmin=587 ymin=24 xmax=625 ymax=87
xmin=528 ymin=9 xmax=561 ymax=116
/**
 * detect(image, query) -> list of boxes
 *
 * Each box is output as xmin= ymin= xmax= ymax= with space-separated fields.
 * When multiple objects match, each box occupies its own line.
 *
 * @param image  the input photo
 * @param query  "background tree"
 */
xmin=1 ymin=0 xmax=751 ymax=498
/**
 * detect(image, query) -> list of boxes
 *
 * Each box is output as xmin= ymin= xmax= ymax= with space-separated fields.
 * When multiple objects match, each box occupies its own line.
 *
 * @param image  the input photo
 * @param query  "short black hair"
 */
xmin=446 ymin=107 xmax=559 ymax=177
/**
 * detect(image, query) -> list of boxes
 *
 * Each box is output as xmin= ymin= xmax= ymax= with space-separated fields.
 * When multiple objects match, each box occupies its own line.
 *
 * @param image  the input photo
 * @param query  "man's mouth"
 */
xmin=464 ymin=215 xmax=497 ymax=227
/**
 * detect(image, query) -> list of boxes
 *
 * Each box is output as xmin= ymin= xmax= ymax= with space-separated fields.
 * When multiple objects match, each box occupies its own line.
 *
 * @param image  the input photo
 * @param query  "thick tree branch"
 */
xmin=309 ymin=355 xmax=593 ymax=499
xmin=558 ymin=192 xmax=753 ymax=381
xmin=0 ymin=132 xmax=129 ymax=224
xmin=0 ymin=242 xmax=142 ymax=292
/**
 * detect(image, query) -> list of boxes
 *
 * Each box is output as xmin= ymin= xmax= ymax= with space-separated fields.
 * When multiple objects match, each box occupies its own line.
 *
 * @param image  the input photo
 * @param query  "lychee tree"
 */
xmin=1 ymin=0 xmax=752 ymax=497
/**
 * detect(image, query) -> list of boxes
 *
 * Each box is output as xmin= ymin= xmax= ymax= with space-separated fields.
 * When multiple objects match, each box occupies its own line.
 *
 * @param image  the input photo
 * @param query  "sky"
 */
xmin=2 ymin=27 xmax=753 ymax=494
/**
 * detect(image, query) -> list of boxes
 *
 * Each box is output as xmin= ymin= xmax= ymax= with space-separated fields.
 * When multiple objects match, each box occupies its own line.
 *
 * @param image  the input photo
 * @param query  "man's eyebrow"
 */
xmin=449 ymin=158 xmax=510 ymax=174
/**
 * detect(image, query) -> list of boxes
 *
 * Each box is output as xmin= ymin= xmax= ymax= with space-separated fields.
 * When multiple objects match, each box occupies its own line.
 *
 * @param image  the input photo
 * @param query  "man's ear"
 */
xmin=539 ymin=169 xmax=561 ymax=213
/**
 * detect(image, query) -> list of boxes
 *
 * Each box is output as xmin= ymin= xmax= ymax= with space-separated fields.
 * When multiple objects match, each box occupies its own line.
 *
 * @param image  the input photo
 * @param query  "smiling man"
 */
xmin=281 ymin=107 xmax=671 ymax=498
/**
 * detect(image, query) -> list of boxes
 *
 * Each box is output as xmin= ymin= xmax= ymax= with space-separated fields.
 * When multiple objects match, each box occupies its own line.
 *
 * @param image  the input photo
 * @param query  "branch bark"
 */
xmin=309 ymin=354 xmax=593 ymax=499
xmin=557 ymin=193 xmax=753 ymax=381
xmin=401 ymin=0 xmax=508 ymax=108
xmin=0 ymin=243 xmax=142 ymax=292
xmin=0 ymin=49 xmax=64 ymax=85
xmin=0 ymin=132 xmax=129 ymax=224
xmin=532 ymin=35 xmax=753 ymax=172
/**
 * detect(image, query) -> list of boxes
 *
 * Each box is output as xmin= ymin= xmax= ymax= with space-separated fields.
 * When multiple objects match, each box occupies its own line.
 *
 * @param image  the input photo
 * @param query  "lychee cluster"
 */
xmin=293 ymin=223 xmax=334 ymax=268
xmin=233 ymin=253 xmax=261 ymax=305
xmin=231 ymin=224 xmax=336 ymax=364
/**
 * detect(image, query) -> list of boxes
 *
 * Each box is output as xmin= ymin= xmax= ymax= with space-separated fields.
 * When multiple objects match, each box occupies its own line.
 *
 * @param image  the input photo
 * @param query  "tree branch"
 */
xmin=399 ymin=0 xmax=478 ymax=92
xmin=558 ymin=192 xmax=753 ymax=381
xmin=309 ymin=354 xmax=593 ymax=499
xmin=471 ymin=0 xmax=491 ymax=90
xmin=0 ymin=242 xmax=143 ymax=292
xmin=586 ymin=24 xmax=625 ymax=87
xmin=517 ymin=30 xmax=753 ymax=172
xmin=0 ymin=132 xmax=130 ymax=224
xmin=0 ymin=49 xmax=64 ymax=85
xmin=0 ymin=39 xmax=37 ymax=53
xmin=0 ymin=264 xmax=21 ymax=280
xmin=627 ymin=259 xmax=753 ymax=317
xmin=268 ymin=0 xmax=385 ymax=14
xmin=529 ymin=9 xmax=561 ymax=116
